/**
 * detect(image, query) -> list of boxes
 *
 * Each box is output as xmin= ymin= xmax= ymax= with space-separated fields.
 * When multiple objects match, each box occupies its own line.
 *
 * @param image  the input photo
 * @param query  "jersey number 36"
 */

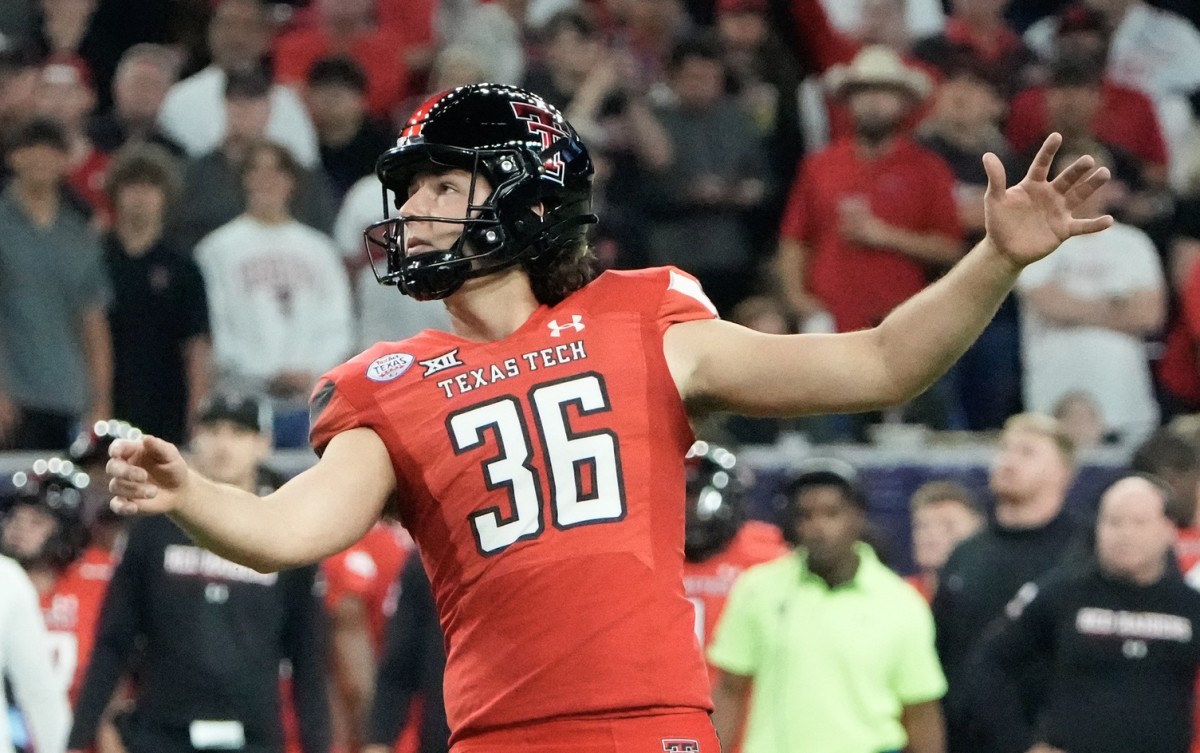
xmin=448 ymin=373 xmax=628 ymax=555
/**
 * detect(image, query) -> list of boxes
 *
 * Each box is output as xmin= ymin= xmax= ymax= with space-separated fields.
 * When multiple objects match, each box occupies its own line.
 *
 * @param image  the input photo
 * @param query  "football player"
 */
xmin=1 ymin=458 xmax=105 ymax=703
xmin=682 ymin=441 xmax=786 ymax=666
xmin=106 ymin=83 xmax=1114 ymax=751
xmin=321 ymin=522 xmax=410 ymax=752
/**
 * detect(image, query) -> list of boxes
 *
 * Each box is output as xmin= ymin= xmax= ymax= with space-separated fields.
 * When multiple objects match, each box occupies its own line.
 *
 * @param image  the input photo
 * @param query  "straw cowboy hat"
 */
xmin=824 ymin=45 xmax=933 ymax=101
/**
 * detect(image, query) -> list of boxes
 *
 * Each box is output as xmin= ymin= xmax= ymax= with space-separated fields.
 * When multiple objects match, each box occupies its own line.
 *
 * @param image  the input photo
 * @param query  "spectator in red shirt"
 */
xmin=274 ymin=0 xmax=411 ymax=121
xmin=374 ymin=0 xmax=436 ymax=75
xmin=1158 ymin=200 xmax=1200 ymax=415
xmin=1004 ymin=6 xmax=1169 ymax=187
xmin=912 ymin=0 xmax=1038 ymax=96
xmin=776 ymin=45 xmax=963 ymax=335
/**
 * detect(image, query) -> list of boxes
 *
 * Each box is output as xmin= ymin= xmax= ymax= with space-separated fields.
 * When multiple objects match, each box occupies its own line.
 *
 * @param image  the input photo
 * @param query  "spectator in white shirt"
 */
xmin=0 ymin=554 xmax=69 ymax=753
xmin=157 ymin=0 xmax=318 ymax=167
xmin=1017 ymin=141 xmax=1166 ymax=444
xmin=194 ymin=140 xmax=352 ymax=448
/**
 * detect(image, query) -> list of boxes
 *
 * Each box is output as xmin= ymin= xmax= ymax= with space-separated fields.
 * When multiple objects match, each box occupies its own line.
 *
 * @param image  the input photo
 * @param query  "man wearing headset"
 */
xmin=707 ymin=459 xmax=946 ymax=753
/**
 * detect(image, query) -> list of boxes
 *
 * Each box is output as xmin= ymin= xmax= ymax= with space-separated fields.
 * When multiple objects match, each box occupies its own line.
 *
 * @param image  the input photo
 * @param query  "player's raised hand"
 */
xmin=107 ymin=435 xmax=191 ymax=516
xmin=983 ymin=132 xmax=1114 ymax=268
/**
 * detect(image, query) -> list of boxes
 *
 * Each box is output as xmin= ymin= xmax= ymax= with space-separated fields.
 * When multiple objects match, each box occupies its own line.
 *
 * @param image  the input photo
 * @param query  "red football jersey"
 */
xmin=323 ymin=523 xmax=411 ymax=651
xmin=310 ymin=267 xmax=717 ymax=743
xmin=683 ymin=522 xmax=788 ymax=666
xmin=39 ymin=546 xmax=115 ymax=703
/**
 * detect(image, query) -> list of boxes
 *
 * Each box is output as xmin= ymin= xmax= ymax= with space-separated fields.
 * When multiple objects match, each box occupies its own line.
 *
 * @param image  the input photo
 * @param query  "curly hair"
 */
xmin=520 ymin=196 xmax=600 ymax=305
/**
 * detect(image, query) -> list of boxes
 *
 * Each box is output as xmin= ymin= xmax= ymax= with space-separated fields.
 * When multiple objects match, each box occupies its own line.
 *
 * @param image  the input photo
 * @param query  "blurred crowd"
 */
xmin=3 ymin=0 xmax=1200 ymax=752
xmin=0 ymin=0 xmax=1198 ymax=453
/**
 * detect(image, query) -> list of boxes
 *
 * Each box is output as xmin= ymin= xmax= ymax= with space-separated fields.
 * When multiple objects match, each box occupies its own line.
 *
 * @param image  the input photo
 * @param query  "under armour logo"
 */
xmin=662 ymin=739 xmax=700 ymax=753
xmin=420 ymin=348 xmax=464 ymax=377
xmin=547 ymin=315 xmax=584 ymax=337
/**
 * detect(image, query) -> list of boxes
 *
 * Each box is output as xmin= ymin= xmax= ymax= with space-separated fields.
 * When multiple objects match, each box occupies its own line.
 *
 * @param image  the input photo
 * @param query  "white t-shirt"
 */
xmin=1016 ymin=222 xmax=1165 ymax=442
xmin=335 ymin=176 xmax=453 ymax=349
xmin=0 ymin=556 xmax=69 ymax=753
xmin=818 ymin=0 xmax=945 ymax=40
xmin=195 ymin=215 xmax=354 ymax=392
xmin=444 ymin=4 xmax=525 ymax=85
xmin=158 ymin=66 xmax=319 ymax=167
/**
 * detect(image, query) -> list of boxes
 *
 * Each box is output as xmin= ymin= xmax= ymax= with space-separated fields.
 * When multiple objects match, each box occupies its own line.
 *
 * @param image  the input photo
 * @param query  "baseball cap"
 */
xmin=196 ymin=393 xmax=265 ymax=433
xmin=40 ymin=57 xmax=94 ymax=90
xmin=783 ymin=457 xmax=868 ymax=510
xmin=306 ymin=56 xmax=368 ymax=93
xmin=7 ymin=117 xmax=69 ymax=153
xmin=224 ymin=67 xmax=271 ymax=100
xmin=716 ymin=0 xmax=768 ymax=14
xmin=1057 ymin=4 xmax=1108 ymax=36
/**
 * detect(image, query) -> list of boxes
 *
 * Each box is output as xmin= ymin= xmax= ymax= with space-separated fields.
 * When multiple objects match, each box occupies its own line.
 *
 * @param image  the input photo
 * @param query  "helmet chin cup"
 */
xmin=398 ymin=249 xmax=470 ymax=301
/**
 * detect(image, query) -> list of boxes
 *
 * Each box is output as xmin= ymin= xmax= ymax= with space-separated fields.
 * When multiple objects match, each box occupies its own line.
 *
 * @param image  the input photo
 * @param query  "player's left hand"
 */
xmin=983 ymin=132 xmax=1113 ymax=269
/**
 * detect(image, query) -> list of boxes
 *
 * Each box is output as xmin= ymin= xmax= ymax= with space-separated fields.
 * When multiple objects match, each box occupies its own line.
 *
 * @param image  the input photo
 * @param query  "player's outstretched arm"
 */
xmin=666 ymin=133 xmax=1113 ymax=417
xmin=107 ymin=428 xmax=394 ymax=572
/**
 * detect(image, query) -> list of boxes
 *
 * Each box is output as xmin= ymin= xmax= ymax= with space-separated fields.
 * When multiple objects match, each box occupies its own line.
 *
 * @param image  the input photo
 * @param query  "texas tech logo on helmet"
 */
xmin=661 ymin=739 xmax=701 ymax=752
xmin=511 ymin=101 xmax=568 ymax=185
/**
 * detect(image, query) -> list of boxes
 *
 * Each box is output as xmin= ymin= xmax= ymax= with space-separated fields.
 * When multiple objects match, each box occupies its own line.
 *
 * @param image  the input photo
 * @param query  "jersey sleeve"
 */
xmin=656 ymin=267 xmax=719 ymax=333
xmin=308 ymin=374 xmax=365 ymax=456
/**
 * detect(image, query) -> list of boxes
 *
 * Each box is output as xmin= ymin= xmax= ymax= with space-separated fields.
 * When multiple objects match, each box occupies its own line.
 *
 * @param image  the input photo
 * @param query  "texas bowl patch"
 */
xmin=366 ymin=353 xmax=414 ymax=382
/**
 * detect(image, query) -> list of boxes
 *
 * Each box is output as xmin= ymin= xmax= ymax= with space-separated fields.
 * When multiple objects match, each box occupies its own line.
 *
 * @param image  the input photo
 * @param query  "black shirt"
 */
xmin=318 ymin=120 xmax=394 ymax=200
xmin=67 ymin=516 xmax=330 ymax=753
xmin=104 ymin=237 xmax=209 ymax=444
xmin=87 ymin=113 xmax=186 ymax=157
xmin=933 ymin=511 xmax=1085 ymax=753
xmin=980 ymin=562 xmax=1200 ymax=753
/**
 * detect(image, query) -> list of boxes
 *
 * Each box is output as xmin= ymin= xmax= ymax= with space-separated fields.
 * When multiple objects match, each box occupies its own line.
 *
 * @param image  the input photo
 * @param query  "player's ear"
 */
xmin=532 ymin=202 xmax=544 ymax=218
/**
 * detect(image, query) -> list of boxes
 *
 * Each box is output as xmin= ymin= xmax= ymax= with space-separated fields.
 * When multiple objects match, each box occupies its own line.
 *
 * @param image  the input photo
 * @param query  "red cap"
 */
xmin=40 ymin=55 xmax=94 ymax=91
xmin=1057 ymin=3 xmax=1108 ymax=35
xmin=716 ymin=0 xmax=768 ymax=15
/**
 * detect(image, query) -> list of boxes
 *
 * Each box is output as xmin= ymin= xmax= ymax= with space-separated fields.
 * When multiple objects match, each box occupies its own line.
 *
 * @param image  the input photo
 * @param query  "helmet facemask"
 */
xmin=366 ymin=84 xmax=598 ymax=302
xmin=365 ymin=145 xmax=554 ymax=301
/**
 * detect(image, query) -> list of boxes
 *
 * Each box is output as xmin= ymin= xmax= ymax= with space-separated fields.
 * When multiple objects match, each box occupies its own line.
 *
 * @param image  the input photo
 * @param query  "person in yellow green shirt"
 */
xmin=709 ymin=458 xmax=947 ymax=753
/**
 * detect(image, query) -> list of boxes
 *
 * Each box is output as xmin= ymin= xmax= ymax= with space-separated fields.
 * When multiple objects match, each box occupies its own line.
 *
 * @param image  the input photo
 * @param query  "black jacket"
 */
xmin=978 ymin=561 xmax=1200 ymax=753
xmin=67 ymin=516 xmax=330 ymax=753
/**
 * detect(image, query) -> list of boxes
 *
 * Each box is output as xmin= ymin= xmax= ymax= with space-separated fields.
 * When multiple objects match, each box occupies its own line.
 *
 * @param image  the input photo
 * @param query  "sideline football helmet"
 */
xmin=68 ymin=418 xmax=143 ymax=467
xmin=684 ymin=441 xmax=749 ymax=562
xmin=0 ymin=457 xmax=90 ymax=569
xmin=365 ymin=83 xmax=597 ymax=300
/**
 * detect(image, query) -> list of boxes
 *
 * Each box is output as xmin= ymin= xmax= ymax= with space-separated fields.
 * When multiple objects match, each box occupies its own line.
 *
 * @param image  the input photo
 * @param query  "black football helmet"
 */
xmin=68 ymin=419 xmax=142 ymax=525
xmin=684 ymin=441 xmax=749 ymax=563
xmin=365 ymin=83 xmax=597 ymax=300
xmin=0 ymin=458 xmax=91 ymax=570
xmin=68 ymin=418 xmax=142 ymax=467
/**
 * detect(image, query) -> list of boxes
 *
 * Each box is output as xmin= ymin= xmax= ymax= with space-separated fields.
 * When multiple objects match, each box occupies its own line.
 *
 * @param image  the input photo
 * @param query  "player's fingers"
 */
xmin=110 ymin=497 xmax=139 ymax=516
xmin=1068 ymin=215 xmax=1115 ymax=237
xmin=1064 ymin=167 xmax=1111 ymax=210
xmin=106 ymin=458 xmax=148 ymax=484
xmin=108 ymin=437 xmax=141 ymax=460
xmin=109 ymin=477 xmax=157 ymax=499
xmin=1027 ymin=132 xmax=1062 ymax=182
xmin=982 ymin=152 xmax=1007 ymax=200
xmin=143 ymin=435 xmax=177 ymax=463
xmin=1049 ymin=154 xmax=1095 ymax=194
